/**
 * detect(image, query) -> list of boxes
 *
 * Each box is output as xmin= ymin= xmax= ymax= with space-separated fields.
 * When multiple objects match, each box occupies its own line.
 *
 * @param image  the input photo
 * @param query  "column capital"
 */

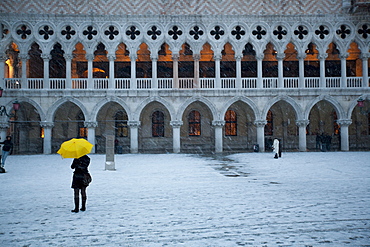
xmin=41 ymin=53 xmax=51 ymax=60
xmin=296 ymin=53 xmax=307 ymax=60
xmin=63 ymin=54 xmax=74 ymax=61
xmin=213 ymin=54 xmax=222 ymax=61
xmin=129 ymin=54 xmax=137 ymax=61
xmin=107 ymin=54 xmax=116 ymax=61
xmin=296 ymin=119 xmax=310 ymax=127
xmin=337 ymin=119 xmax=352 ymax=127
xmin=360 ymin=53 xmax=370 ymax=60
xmin=170 ymin=120 xmax=183 ymax=127
xmin=254 ymin=119 xmax=267 ymax=127
xmin=0 ymin=54 xmax=7 ymax=62
xmin=255 ymin=53 xmax=264 ymax=60
xmin=193 ymin=54 xmax=201 ymax=61
xmin=234 ymin=54 xmax=243 ymax=61
xmin=128 ymin=120 xmax=141 ymax=127
xmin=40 ymin=121 xmax=54 ymax=128
xmin=212 ymin=120 xmax=225 ymax=127
xmin=85 ymin=54 xmax=95 ymax=61
xmin=19 ymin=53 xmax=29 ymax=60
xmin=84 ymin=121 xmax=98 ymax=128
xmin=318 ymin=53 xmax=328 ymax=60
xmin=172 ymin=54 xmax=180 ymax=61
xmin=0 ymin=121 xmax=10 ymax=129
xmin=276 ymin=53 xmax=285 ymax=60
xmin=339 ymin=52 xmax=349 ymax=59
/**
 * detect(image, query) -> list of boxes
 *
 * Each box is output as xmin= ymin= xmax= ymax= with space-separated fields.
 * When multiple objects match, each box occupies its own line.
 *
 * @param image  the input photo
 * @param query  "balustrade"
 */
xmin=1 ymin=76 xmax=366 ymax=90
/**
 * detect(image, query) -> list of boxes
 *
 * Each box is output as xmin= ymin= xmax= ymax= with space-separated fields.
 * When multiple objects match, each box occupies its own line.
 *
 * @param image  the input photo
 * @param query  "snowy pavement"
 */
xmin=0 ymin=152 xmax=369 ymax=246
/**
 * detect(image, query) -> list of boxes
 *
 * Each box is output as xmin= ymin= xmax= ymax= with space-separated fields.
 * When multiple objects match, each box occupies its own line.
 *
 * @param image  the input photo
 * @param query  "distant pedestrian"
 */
xmin=0 ymin=136 xmax=13 ymax=168
xmin=278 ymin=138 xmax=282 ymax=157
xmin=71 ymin=155 xmax=92 ymax=213
xmin=273 ymin=138 xmax=279 ymax=159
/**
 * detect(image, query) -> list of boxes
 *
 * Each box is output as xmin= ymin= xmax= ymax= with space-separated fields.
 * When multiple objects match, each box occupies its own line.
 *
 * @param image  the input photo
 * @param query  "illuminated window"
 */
xmin=265 ymin=110 xmax=273 ymax=136
xmin=152 ymin=111 xmax=164 ymax=137
xmin=332 ymin=111 xmax=340 ymax=135
xmin=189 ymin=110 xmax=201 ymax=136
xmin=77 ymin=111 xmax=87 ymax=138
xmin=225 ymin=110 xmax=237 ymax=136
xmin=40 ymin=127 xmax=44 ymax=138
xmin=115 ymin=111 xmax=128 ymax=137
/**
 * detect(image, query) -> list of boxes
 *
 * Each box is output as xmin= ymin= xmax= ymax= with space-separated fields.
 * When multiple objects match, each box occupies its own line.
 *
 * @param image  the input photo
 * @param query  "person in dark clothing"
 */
xmin=71 ymin=155 xmax=92 ymax=213
xmin=0 ymin=136 xmax=13 ymax=168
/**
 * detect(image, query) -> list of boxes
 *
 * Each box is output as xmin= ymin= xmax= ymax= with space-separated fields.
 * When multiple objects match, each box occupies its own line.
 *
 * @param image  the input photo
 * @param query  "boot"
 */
xmin=71 ymin=197 xmax=79 ymax=213
xmin=80 ymin=196 xmax=87 ymax=211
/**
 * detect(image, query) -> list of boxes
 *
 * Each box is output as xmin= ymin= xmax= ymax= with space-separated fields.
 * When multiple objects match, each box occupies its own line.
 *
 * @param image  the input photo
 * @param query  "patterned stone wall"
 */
xmin=0 ymin=0 xmax=343 ymax=15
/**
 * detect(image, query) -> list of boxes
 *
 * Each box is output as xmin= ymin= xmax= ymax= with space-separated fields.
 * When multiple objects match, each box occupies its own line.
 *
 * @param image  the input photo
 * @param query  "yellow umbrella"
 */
xmin=57 ymin=138 xmax=93 ymax=158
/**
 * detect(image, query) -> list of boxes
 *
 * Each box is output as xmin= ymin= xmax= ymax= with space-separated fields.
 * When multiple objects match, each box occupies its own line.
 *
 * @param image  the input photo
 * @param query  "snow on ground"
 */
xmin=0 ymin=151 xmax=369 ymax=246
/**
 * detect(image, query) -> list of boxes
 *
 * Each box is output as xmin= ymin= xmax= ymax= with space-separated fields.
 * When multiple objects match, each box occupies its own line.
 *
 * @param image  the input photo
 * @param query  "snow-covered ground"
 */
xmin=0 ymin=151 xmax=369 ymax=246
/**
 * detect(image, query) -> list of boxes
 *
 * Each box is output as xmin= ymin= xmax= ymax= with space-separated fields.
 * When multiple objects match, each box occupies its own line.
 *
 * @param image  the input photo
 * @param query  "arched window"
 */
xmin=152 ymin=111 xmax=164 ymax=137
xmin=115 ymin=111 xmax=128 ymax=137
xmin=265 ymin=110 xmax=273 ymax=136
xmin=225 ymin=110 xmax=237 ymax=136
xmin=332 ymin=111 xmax=340 ymax=135
xmin=189 ymin=110 xmax=201 ymax=136
xmin=77 ymin=111 xmax=87 ymax=138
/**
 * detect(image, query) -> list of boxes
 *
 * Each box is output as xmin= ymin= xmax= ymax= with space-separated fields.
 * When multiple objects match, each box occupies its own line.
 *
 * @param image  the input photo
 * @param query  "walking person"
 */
xmin=0 ymin=136 xmax=13 ymax=168
xmin=273 ymin=138 xmax=279 ymax=159
xmin=71 ymin=155 xmax=92 ymax=213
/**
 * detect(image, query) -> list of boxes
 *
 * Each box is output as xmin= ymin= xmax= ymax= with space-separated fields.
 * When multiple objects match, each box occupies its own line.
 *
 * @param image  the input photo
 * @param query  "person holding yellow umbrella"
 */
xmin=57 ymin=138 xmax=93 ymax=213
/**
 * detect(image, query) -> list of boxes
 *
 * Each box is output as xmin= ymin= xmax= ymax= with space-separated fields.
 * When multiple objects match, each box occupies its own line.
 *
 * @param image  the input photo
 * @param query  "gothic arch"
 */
xmin=90 ymin=96 xmax=132 ymax=122
xmin=177 ymin=96 xmax=217 ymax=121
xmin=304 ymin=95 xmax=345 ymax=120
xmin=134 ymin=96 xmax=176 ymax=122
xmin=262 ymin=95 xmax=303 ymax=120
xmin=46 ymin=97 xmax=89 ymax=122
xmin=221 ymin=96 xmax=259 ymax=120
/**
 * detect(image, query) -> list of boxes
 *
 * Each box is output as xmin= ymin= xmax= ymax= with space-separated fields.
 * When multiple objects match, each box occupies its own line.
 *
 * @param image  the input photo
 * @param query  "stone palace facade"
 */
xmin=0 ymin=0 xmax=369 ymax=154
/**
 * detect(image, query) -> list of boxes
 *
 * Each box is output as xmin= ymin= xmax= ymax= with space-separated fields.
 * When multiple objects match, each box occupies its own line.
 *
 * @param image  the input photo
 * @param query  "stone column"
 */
xmin=214 ymin=54 xmax=221 ymax=88
xmin=19 ymin=53 xmax=29 ymax=87
xmin=297 ymin=53 xmax=306 ymax=88
xmin=40 ymin=121 xmax=54 ymax=154
xmin=85 ymin=121 xmax=97 ymax=153
xmin=212 ymin=120 xmax=225 ymax=153
xmin=151 ymin=54 xmax=158 ymax=89
xmin=172 ymin=54 xmax=179 ymax=88
xmin=130 ymin=54 xmax=137 ymax=89
xmin=0 ymin=54 xmax=6 ymax=89
xmin=360 ymin=53 xmax=369 ymax=87
xmin=319 ymin=53 xmax=328 ymax=88
xmin=340 ymin=53 xmax=349 ymax=88
xmin=193 ymin=54 xmax=200 ymax=88
xmin=256 ymin=53 xmax=264 ymax=88
xmin=296 ymin=119 xmax=309 ymax=151
xmin=41 ymin=54 xmax=51 ymax=89
xmin=128 ymin=120 xmax=140 ymax=153
xmin=64 ymin=54 xmax=73 ymax=89
xmin=337 ymin=119 xmax=352 ymax=151
xmin=276 ymin=53 xmax=285 ymax=88
xmin=170 ymin=120 xmax=183 ymax=153
xmin=86 ymin=54 xmax=94 ymax=89
xmin=254 ymin=119 xmax=267 ymax=152
xmin=235 ymin=54 xmax=242 ymax=88
xmin=108 ymin=54 xmax=116 ymax=89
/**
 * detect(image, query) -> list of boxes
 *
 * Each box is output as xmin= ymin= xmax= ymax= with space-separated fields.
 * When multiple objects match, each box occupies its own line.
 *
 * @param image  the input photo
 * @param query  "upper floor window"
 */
xmin=189 ymin=110 xmax=201 ymax=136
xmin=225 ymin=110 xmax=237 ymax=136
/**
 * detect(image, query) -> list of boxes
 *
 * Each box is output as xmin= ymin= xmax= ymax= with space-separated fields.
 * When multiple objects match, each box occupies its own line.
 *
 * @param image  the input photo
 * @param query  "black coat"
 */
xmin=0 ymin=140 xmax=13 ymax=152
xmin=71 ymin=155 xmax=91 ymax=189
